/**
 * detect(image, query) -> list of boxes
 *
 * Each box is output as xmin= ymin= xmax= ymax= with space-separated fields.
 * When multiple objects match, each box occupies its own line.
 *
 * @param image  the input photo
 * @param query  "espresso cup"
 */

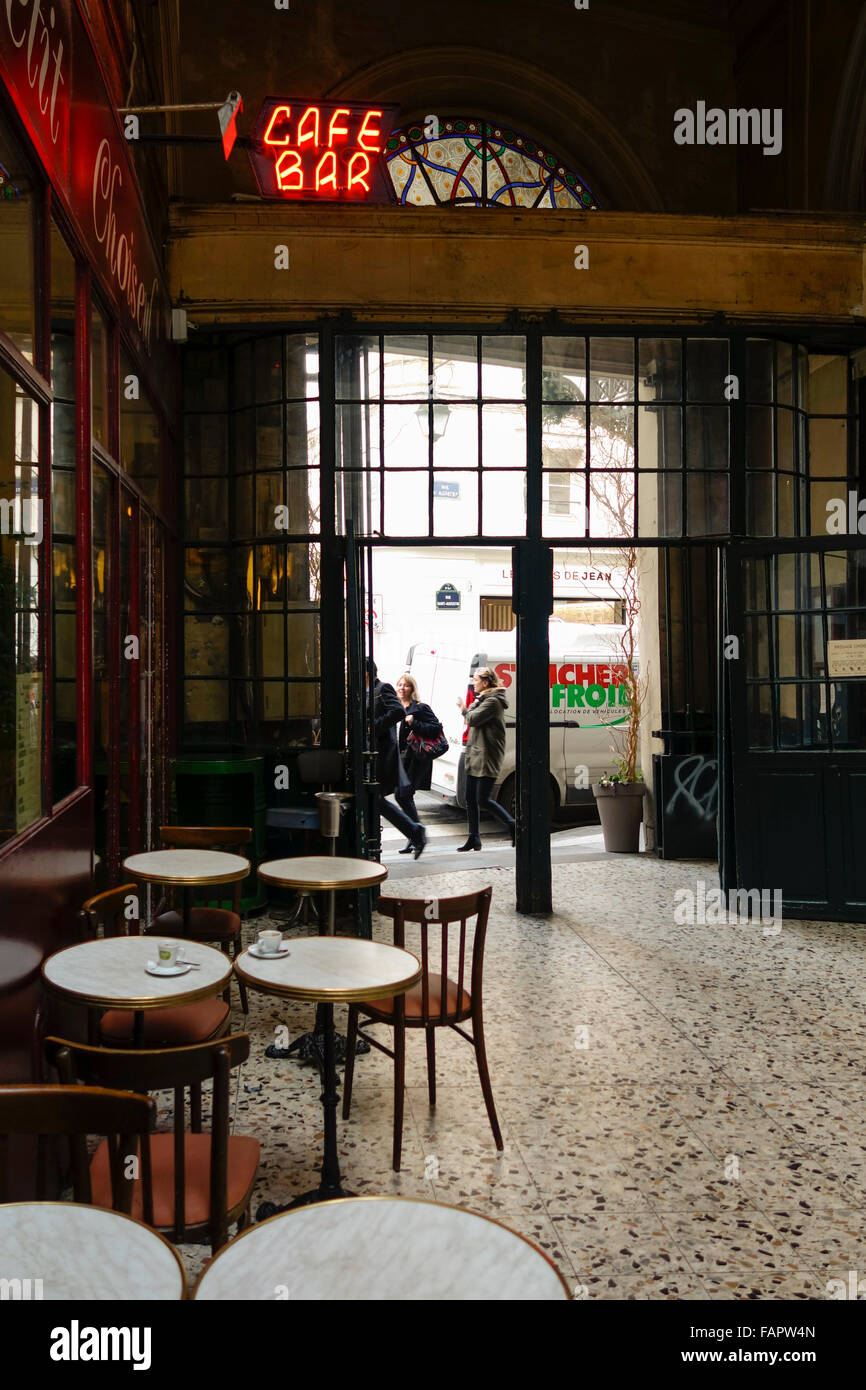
xmin=157 ymin=941 xmax=180 ymax=968
xmin=257 ymin=930 xmax=283 ymax=955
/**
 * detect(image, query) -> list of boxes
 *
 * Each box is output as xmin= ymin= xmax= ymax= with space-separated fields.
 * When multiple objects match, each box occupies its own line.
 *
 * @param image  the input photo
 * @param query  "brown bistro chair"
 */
xmin=342 ymin=887 xmax=503 ymax=1171
xmin=146 ymin=826 xmax=252 ymax=1014
xmin=45 ymin=1033 xmax=260 ymax=1255
xmin=0 ymin=1083 xmax=154 ymax=1208
xmin=79 ymin=883 xmax=231 ymax=1048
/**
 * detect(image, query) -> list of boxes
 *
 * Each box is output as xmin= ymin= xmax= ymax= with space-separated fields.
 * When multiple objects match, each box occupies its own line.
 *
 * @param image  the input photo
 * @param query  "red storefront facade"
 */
xmin=0 ymin=0 xmax=177 ymax=1095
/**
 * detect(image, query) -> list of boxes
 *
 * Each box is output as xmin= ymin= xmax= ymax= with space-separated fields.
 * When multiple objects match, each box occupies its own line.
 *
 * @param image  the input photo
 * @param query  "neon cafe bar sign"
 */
xmin=248 ymin=100 xmax=400 ymax=201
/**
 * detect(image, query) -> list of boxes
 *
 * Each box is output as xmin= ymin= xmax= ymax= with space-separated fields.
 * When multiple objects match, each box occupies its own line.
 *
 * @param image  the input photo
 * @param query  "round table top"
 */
xmin=193 ymin=1196 xmax=570 ymax=1301
xmin=235 ymin=935 xmax=421 ymax=1003
xmin=0 ymin=1202 xmax=186 ymax=1300
xmin=0 ymin=938 xmax=43 ymax=997
xmin=123 ymin=849 xmax=250 ymax=886
xmin=42 ymin=935 xmax=233 ymax=1010
xmin=257 ymin=855 xmax=388 ymax=891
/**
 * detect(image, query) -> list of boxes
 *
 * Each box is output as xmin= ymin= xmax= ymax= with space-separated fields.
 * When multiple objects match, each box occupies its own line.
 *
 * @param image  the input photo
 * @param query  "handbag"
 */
xmin=407 ymin=726 xmax=449 ymax=761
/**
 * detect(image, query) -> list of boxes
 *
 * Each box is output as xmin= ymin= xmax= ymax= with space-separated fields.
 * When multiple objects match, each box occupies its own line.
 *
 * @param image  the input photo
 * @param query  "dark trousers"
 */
xmin=466 ymin=774 xmax=515 ymax=841
xmin=395 ymin=784 xmax=420 ymax=823
xmin=379 ymin=794 xmax=421 ymax=842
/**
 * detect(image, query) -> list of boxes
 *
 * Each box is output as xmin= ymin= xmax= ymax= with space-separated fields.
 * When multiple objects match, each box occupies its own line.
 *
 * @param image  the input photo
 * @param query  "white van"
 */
xmin=407 ymin=624 xmax=633 ymax=816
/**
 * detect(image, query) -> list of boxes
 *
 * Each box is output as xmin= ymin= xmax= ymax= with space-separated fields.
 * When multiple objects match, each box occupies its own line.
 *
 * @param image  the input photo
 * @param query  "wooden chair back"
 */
xmin=158 ymin=826 xmax=252 ymax=913
xmin=0 ymin=1083 xmax=154 ymax=1208
xmin=43 ymin=1033 xmax=250 ymax=1249
xmin=377 ymin=888 xmax=493 ymax=1023
xmin=80 ymin=883 xmax=141 ymax=939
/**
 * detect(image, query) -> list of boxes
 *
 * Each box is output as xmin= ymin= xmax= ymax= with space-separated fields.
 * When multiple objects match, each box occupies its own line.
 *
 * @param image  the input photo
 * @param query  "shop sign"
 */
xmin=433 ymin=481 xmax=460 ymax=499
xmin=0 ymin=0 xmax=170 ymax=362
xmin=436 ymin=583 xmax=461 ymax=611
xmin=248 ymin=100 xmax=399 ymax=201
xmin=827 ymin=639 xmax=866 ymax=678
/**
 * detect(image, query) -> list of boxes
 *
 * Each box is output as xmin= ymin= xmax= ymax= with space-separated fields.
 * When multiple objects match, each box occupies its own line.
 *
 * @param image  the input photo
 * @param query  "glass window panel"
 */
xmin=184 ymin=547 xmax=231 ymax=610
xmin=383 ymin=472 xmax=429 ymax=535
xmin=745 ymin=616 xmax=771 ymax=678
xmin=255 ymin=473 xmax=284 ymax=535
xmin=91 ymin=308 xmax=108 ymax=449
xmin=806 ymin=354 xmax=847 ymax=414
xmin=481 ymin=337 xmax=525 ymax=399
xmin=336 ymin=402 xmax=380 ymax=471
xmin=383 ymin=336 xmax=429 ymax=399
xmin=746 ymin=474 xmax=774 ymax=537
xmin=184 ymin=679 xmax=229 ymax=723
xmin=184 ymin=414 xmax=228 ymax=476
xmin=259 ymin=613 xmax=284 ymax=677
xmin=287 ymin=400 xmax=319 ymax=468
xmin=0 ymin=127 xmax=35 ymax=362
xmin=776 ymin=342 xmax=794 ymax=406
xmin=432 ymin=336 xmax=477 ymax=400
xmin=589 ymin=405 xmax=634 ymax=469
xmin=777 ymin=474 xmax=795 ymax=537
xmin=810 ymin=479 xmax=845 ymax=537
xmin=481 ymin=405 xmax=525 ymax=468
xmin=0 ymin=368 xmax=42 ymax=838
xmin=185 ymin=614 xmax=229 ymax=678
xmin=286 ymin=612 xmax=320 ymax=677
xmin=383 ymin=404 xmax=430 ymax=469
xmin=542 ymin=472 xmax=587 ymax=538
xmin=808 ymin=417 xmax=847 ymax=478
xmin=185 ymin=480 xmax=228 ymax=542
xmin=638 ymin=405 xmax=681 ymax=469
xmin=825 ymin=550 xmax=866 ymax=608
xmin=686 ymin=473 xmax=729 ymax=536
xmin=336 ymin=470 xmax=381 ymax=536
xmin=589 ymin=472 xmax=635 ymax=538
xmin=830 ymin=682 xmax=866 ymax=749
xmin=638 ymin=471 xmax=682 ymax=539
xmin=746 ymin=339 xmax=774 ymax=403
xmin=52 ymin=468 xmax=75 ymax=536
xmin=776 ymin=407 xmax=794 ymax=472
xmin=685 ymin=405 xmax=729 ymax=469
xmin=746 ymin=407 xmax=773 ymax=469
xmin=234 ymin=409 xmax=254 ymax=474
xmin=336 ymin=336 xmax=380 ymax=400
xmin=799 ymin=614 xmax=826 ymax=678
xmin=50 ymin=214 xmax=78 ymax=800
xmin=542 ymin=404 xmax=585 ymax=470
xmin=433 ymin=473 xmax=478 ymax=536
xmin=119 ymin=350 xmax=160 ymax=507
xmin=184 ymin=346 xmax=229 ymax=412
xmin=542 ymin=337 xmax=587 ymax=401
xmin=234 ymin=476 xmax=253 ymax=537
xmin=285 ymin=333 xmax=318 ymax=399
xmin=743 ymin=558 xmax=767 ymax=613
xmin=482 ymin=471 xmax=526 ymax=536
xmin=774 ymin=552 xmax=820 ymax=610
xmin=255 ymin=404 xmax=282 ymax=469
xmin=775 ymin=615 xmax=799 ymax=677
xmin=256 ymin=544 xmax=290 ymax=607
xmin=254 ymin=337 xmax=283 ymax=404
xmin=433 ymin=403 xmax=479 ymax=470
xmin=589 ymin=338 xmax=634 ymax=402
xmin=686 ymin=339 xmax=729 ymax=402
xmin=638 ymin=339 xmax=682 ymax=402
xmin=747 ymin=684 xmax=773 ymax=749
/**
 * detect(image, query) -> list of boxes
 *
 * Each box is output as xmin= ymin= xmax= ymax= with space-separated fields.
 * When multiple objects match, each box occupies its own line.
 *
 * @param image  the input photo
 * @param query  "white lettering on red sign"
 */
xmin=92 ymin=138 xmax=158 ymax=349
xmin=4 ymin=0 xmax=66 ymax=144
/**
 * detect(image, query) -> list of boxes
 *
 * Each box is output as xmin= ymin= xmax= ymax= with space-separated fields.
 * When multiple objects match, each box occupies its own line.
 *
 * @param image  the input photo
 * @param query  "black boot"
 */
xmin=457 ymin=839 xmax=482 ymax=852
xmin=398 ymin=840 xmax=414 ymax=854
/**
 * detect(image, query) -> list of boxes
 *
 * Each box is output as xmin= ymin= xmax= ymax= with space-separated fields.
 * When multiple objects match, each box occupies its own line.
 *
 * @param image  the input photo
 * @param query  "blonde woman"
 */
xmin=456 ymin=666 xmax=516 ymax=851
xmin=394 ymin=672 xmax=443 ymax=853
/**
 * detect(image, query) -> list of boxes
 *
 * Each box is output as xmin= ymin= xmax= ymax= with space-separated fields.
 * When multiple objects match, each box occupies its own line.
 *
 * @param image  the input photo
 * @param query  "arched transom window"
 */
xmin=385 ymin=118 xmax=600 ymax=209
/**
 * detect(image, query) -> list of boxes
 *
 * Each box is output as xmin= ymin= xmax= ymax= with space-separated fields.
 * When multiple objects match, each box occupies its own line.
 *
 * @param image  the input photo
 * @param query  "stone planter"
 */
xmin=592 ymin=781 xmax=645 ymax=853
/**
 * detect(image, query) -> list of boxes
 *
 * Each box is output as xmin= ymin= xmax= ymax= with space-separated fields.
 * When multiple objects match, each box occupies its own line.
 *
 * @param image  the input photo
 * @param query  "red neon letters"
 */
xmin=249 ymin=100 xmax=398 ymax=201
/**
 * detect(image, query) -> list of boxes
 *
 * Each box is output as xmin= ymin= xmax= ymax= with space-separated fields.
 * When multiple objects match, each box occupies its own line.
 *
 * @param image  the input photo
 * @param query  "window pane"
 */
xmin=433 ymin=403 xmax=479 ymax=471
xmin=746 ymin=474 xmax=774 ymax=536
xmin=831 ymin=682 xmax=866 ymax=749
xmin=255 ymin=337 xmax=283 ymax=404
xmin=185 ymin=614 xmax=230 ymax=678
xmin=808 ymin=417 xmax=847 ymax=478
xmin=91 ymin=308 xmax=108 ymax=449
xmin=383 ymin=404 xmax=430 ymax=469
xmin=745 ymin=616 xmax=771 ymax=678
xmin=481 ymin=337 xmax=525 ymax=398
xmin=185 ymin=479 xmax=228 ymax=541
xmin=51 ymin=225 xmax=78 ymax=803
xmin=285 ymin=333 xmax=318 ymax=399
xmin=747 ymin=684 xmax=773 ymax=749
xmin=638 ymin=405 xmax=680 ymax=468
xmin=481 ymin=405 xmax=525 ymax=468
xmin=638 ymin=471 xmax=682 ymax=538
xmin=542 ymin=337 xmax=587 ymax=400
xmin=542 ymin=404 xmax=584 ymax=470
xmin=589 ymin=472 xmax=634 ymax=537
xmin=686 ymin=339 xmax=729 ymax=402
xmin=336 ymin=336 xmax=380 ymax=400
xmin=776 ymin=342 xmax=794 ymax=406
xmin=185 ymin=414 xmax=228 ymax=476
xmin=589 ymin=338 xmax=634 ymax=402
xmin=0 ymin=368 xmax=43 ymax=838
xmin=638 ymin=339 xmax=681 ymax=401
xmin=589 ymin=405 xmax=634 ymax=469
xmin=0 ymin=127 xmax=35 ymax=361
xmin=432 ymin=336 xmax=477 ymax=400
xmin=746 ymin=339 xmax=774 ymax=403
xmin=746 ymin=407 xmax=773 ymax=469
xmin=687 ymin=473 xmax=728 ymax=536
xmin=685 ymin=406 xmax=729 ymax=469
xmin=433 ymin=473 xmax=477 ymax=536
xmin=383 ymin=336 xmax=428 ymax=399
xmin=119 ymin=350 xmax=161 ymax=507
xmin=543 ymin=472 xmax=586 ymax=538
xmin=482 ymin=471 xmax=525 ymax=535
xmin=184 ymin=346 xmax=229 ymax=412
xmin=806 ymin=355 xmax=847 ymax=414
xmin=384 ymin=472 xmax=429 ymax=535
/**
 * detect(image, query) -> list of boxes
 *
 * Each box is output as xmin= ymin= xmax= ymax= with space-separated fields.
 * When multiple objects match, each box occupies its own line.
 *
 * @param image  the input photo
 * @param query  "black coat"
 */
xmin=398 ymin=700 xmax=442 ymax=793
xmin=372 ymin=679 xmax=407 ymax=796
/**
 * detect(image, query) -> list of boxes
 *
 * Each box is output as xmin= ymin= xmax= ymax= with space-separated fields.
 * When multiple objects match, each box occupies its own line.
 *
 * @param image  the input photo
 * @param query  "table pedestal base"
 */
xmin=265 ymin=1031 xmax=369 ymax=1065
xmin=255 ymin=1180 xmax=356 ymax=1221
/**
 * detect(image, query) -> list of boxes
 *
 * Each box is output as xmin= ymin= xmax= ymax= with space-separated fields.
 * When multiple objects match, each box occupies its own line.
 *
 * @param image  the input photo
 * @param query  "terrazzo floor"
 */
xmin=175 ymin=856 xmax=866 ymax=1301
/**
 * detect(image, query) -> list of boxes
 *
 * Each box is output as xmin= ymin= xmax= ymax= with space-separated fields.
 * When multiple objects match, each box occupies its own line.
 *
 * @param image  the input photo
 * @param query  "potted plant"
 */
xmin=592 ymin=541 xmax=647 ymax=853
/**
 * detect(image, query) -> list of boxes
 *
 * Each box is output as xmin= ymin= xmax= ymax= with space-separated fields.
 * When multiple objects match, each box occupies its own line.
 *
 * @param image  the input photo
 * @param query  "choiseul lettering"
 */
xmin=92 ymin=139 xmax=157 ymax=349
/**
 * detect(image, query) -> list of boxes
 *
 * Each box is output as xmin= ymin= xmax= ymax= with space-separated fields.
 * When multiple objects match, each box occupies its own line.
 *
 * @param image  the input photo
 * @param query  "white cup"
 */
xmin=257 ymin=930 xmax=283 ymax=955
xmin=157 ymin=941 xmax=180 ymax=968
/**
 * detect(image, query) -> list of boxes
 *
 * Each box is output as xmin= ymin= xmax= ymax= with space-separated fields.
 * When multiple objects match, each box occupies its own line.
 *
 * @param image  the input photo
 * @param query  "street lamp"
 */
xmin=415 ymin=401 xmax=451 ymax=441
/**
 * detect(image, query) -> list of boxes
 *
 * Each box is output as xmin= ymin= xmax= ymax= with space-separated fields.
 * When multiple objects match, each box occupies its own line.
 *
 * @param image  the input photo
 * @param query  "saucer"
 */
xmin=146 ymin=960 xmax=193 ymax=977
xmin=248 ymin=944 xmax=290 ymax=960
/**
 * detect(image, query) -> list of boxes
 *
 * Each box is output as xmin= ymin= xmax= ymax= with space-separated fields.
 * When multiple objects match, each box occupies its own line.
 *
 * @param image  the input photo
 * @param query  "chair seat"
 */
xmin=148 ymin=908 xmax=241 ymax=942
xmin=90 ymin=1132 xmax=261 ymax=1229
xmin=361 ymin=973 xmax=472 ymax=1022
xmin=98 ymin=999 xmax=230 ymax=1047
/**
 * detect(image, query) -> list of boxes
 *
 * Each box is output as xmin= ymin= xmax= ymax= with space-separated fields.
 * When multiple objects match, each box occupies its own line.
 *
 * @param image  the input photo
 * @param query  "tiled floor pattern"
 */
xmin=176 ymin=857 xmax=866 ymax=1300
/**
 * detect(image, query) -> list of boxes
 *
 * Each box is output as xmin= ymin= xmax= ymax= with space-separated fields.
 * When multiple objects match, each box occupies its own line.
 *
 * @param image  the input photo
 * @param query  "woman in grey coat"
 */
xmin=455 ymin=666 xmax=516 ymax=852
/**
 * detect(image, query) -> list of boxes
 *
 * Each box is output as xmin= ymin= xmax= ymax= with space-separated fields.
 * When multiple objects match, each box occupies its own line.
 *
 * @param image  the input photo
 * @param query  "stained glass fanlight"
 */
xmin=385 ymin=119 xmax=599 ymax=209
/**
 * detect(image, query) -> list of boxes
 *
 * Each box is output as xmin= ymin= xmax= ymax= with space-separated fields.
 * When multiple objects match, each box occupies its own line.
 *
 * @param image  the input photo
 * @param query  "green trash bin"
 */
xmin=169 ymin=755 xmax=267 ymax=913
